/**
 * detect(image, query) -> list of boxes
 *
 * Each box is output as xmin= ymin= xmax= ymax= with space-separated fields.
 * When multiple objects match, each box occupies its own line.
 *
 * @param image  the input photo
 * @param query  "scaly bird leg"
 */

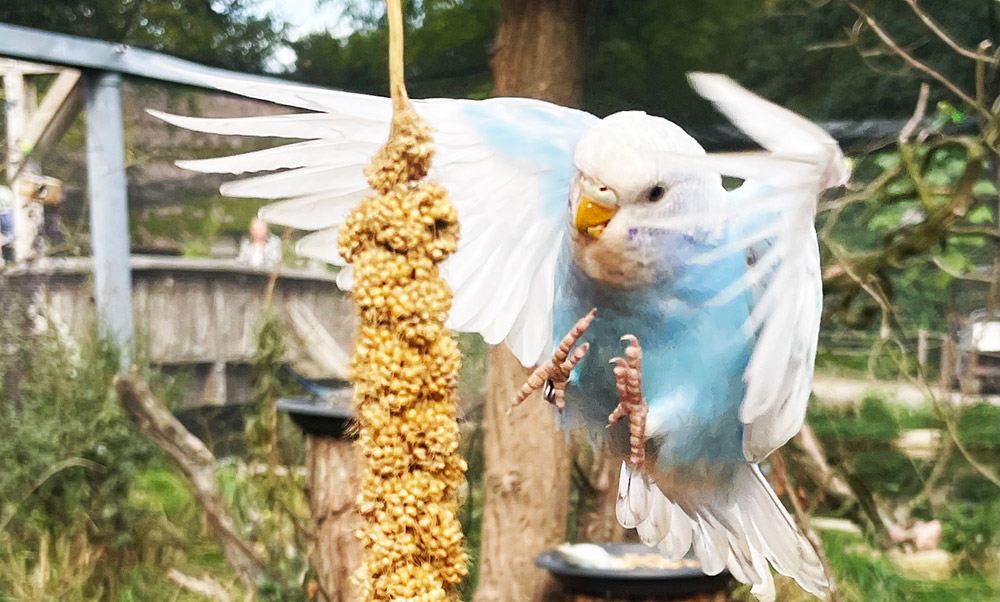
xmin=511 ymin=309 xmax=596 ymax=412
xmin=609 ymin=335 xmax=647 ymax=467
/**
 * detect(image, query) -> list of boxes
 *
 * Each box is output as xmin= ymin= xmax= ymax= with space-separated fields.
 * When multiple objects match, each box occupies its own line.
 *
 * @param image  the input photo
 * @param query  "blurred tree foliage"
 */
xmin=1 ymin=0 xmax=995 ymax=119
xmin=291 ymin=0 xmax=498 ymax=99
xmin=0 ymin=0 xmax=285 ymax=73
xmin=290 ymin=0 xmax=997 ymax=122
xmin=735 ymin=0 xmax=999 ymax=120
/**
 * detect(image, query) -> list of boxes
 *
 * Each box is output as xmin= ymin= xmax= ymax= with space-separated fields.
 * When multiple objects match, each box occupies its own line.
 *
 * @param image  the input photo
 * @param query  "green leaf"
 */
xmin=936 ymin=101 xmax=966 ymax=124
xmin=966 ymin=204 xmax=995 ymax=225
xmin=973 ymin=179 xmax=998 ymax=197
xmin=935 ymin=249 xmax=972 ymax=273
xmin=874 ymin=152 xmax=900 ymax=171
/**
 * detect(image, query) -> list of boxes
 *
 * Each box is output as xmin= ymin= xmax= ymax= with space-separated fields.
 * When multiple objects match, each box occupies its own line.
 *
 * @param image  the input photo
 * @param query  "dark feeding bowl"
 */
xmin=277 ymin=397 xmax=354 ymax=439
xmin=536 ymin=543 xmax=731 ymax=600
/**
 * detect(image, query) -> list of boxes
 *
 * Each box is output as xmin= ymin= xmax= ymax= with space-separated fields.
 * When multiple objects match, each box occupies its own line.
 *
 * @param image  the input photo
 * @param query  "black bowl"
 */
xmin=276 ymin=397 xmax=354 ymax=439
xmin=536 ymin=543 xmax=731 ymax=599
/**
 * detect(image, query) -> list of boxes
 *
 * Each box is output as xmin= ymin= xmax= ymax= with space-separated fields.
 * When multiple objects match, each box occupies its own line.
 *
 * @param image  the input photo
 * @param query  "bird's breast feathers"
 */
xmin=568 ymin=219 xmax=667 ymax=289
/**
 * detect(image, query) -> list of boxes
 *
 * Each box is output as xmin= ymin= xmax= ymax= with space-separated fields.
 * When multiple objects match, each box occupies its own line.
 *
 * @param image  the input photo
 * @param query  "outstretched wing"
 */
xmin=151 ymin=68 xmax=598 ymax=367
xmin=689 ymin=73 xmax=847 ymax=462
xmin=642 ymin=73 xmax=847 ymax=462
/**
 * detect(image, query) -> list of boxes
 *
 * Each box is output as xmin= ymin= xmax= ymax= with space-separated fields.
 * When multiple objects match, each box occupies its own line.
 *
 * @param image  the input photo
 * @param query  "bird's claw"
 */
xmin=608 ymin=334 xmax=647 ymax=467
xmin=512 ymin=309 xmax=596 ymax=413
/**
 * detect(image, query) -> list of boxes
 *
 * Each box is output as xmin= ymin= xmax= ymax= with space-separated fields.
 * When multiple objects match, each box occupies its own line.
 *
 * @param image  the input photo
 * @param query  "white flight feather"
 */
xmin=680 ymin=73 xmax=846 ymax=462
xmin=295 ymin=229 xmax=346 ymax=266
xmin=219 ymin=165 xmax=368 ymax=199
xmin=155 ymin=65 xmax=595 ymax=367
xmin=258 ymin=191 xmax=367 ymax=231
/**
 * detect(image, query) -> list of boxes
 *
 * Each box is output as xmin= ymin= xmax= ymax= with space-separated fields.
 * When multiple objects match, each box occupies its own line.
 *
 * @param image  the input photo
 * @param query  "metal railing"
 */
xmin=0 ymin=23 xmax=306 ymax=365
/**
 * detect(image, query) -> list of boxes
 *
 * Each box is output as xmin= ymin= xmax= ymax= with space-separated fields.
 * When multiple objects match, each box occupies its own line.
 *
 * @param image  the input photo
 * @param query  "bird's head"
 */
xmin=567 ymin=111 xmax=726 ymax=286
xmin=570 ymin=111 xmax=724 ymax=239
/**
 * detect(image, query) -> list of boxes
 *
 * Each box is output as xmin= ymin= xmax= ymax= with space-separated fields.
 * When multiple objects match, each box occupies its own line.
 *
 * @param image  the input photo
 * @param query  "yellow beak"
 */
xmin=575 ymin=197 xmax=618 ymax=239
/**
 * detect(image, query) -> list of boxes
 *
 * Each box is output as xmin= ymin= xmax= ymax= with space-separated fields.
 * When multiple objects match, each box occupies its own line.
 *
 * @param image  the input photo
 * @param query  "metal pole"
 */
xmin=84 ymin=70 xmax=133 ymax=366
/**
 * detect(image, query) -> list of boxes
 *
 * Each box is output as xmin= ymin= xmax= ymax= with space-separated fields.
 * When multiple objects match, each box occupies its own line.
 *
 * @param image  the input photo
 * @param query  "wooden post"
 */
xmin=280 ymin=397 xmax=360 ymax=602
xmin=917 ymin=328 xmax=928 ymax=372
xmin=3 ymin=67 xmax=41 ymax=261
xmin=306 ymin=434 xmax=361 ymax=602
xmin=940 ymin=334 xmax=955 ymax=396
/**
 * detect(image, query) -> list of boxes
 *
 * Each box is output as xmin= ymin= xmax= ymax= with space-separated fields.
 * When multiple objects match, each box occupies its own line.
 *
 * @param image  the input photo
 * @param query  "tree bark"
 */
xmin=306 ymin=435 xmax=361 ymax=602
xmin=476 ymin=4 xmax=587 ymax=601
xmin=573 ymin=440 xmax=624 ymax=544
xmin=475 ymin=345 xmax=573 ymax=602
xmin=490 ymin=0 xmax=587 ymax=106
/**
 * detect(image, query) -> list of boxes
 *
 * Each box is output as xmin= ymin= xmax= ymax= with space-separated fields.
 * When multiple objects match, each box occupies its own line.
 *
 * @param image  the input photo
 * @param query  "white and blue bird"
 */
xmin=155 ymin=68 xmax=847 ymax=600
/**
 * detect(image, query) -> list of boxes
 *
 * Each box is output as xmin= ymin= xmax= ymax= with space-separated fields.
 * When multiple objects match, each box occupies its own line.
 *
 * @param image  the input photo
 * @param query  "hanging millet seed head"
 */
xmin=337 ymin=1 xmax=468 ymax=600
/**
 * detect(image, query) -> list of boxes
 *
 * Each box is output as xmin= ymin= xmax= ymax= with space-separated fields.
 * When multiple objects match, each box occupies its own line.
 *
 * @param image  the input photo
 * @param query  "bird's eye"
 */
xmin=647 ymin=185 xmax=666 ymax=202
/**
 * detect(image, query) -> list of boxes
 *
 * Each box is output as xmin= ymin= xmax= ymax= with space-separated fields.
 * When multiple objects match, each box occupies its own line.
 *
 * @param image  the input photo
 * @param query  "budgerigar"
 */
xmin=156 ymin=62 xmax=847 ymax=600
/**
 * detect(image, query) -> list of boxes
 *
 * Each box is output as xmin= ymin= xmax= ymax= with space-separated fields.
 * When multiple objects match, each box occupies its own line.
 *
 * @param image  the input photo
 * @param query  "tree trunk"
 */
xmin=475 ymin=345 xmax=573 ymax=602
xmin=573 ymin=440 xmax=624 ymax=544
xmin=306 ymin=435 xmax=361 ymax=602
xmin=490 ymin=0 xmax=586 ymax=106
xmin=475 ymin=3 xmax=587 ymax=601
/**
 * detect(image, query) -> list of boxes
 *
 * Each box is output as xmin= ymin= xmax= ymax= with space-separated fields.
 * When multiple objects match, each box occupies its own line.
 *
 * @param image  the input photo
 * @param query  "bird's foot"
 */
xmin=511 ymin=309 xmax=596 ymax=412
xmin=609 ymin=335 xmax=647 ymax=468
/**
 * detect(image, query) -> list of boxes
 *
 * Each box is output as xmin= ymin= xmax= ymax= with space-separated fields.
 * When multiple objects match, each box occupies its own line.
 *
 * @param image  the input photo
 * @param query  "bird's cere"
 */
xmin=338 ymin=104 xmax=468 ymax=601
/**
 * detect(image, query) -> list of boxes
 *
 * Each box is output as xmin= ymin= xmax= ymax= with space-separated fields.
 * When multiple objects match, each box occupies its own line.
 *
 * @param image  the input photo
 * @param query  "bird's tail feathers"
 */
xmin=617 ymin=462 xmax=828 ymax=602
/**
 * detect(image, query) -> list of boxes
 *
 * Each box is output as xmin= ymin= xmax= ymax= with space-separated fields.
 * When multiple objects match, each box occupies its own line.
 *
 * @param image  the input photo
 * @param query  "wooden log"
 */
xmin=306 ymin=434 xmax=361 ymax=602
xmin=113 ymin=371 xmax=270 ymax=589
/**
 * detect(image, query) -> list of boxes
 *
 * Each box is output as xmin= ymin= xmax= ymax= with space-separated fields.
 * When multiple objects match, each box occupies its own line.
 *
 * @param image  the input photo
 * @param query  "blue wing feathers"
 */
xmin=461 ymin=99 xmax=597 ymax=218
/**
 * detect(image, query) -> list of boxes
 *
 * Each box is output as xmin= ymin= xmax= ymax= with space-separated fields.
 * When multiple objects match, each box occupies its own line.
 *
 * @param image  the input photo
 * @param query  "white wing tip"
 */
xmin=174 ymin=159 xmax=208 ymax=172
xmin=687 ymin=72 xmax=738 ymax=98
xmin=147 ymin=108 xmax=188 ymax=127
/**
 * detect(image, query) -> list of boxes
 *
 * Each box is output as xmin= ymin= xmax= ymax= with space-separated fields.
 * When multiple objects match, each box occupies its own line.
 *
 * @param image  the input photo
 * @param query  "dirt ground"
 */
xmin=812 ymin=374 xmax=1000 ymax=407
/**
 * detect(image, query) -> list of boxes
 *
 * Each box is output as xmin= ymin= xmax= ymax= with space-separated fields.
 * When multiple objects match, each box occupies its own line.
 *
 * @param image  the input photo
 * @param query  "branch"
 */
xmin=167 ymin=569 xmax=233 ymax=602
xmin=842 ymin=0 xmax=990 ymax=121
xmin=942 ymin=411 xmax=1000 ymax=487
xmin=906 ymin=435 xmax=954 ymax=511
xmin=901 ymin=0 xmax=998 ymax=64
xmin=793 ymin=423 xmax=855 ymax=502
xmin=770 ymin=450 xmax=842 ymax=602
xmin=950 ymin=222 xmax=1000 ymax=238
xmin=900 ymin=83 xmax=931 ymax=144
xmin=114 ymin=371 xmax=271 ymax=589
xmin=899 ymin=83 xmax=934 ymax=209
xmin=823 ymin=141 xmax=985 ymax=296
xmin=878 ymin=341 xmax=1000 ymax=490
xmin=931 ymin=256 xmax=997 ymax=282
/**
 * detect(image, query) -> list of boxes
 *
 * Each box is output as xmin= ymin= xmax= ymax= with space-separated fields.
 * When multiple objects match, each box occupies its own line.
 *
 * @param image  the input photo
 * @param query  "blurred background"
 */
xmin=0 ymin=1 xmax=996 ymax=601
